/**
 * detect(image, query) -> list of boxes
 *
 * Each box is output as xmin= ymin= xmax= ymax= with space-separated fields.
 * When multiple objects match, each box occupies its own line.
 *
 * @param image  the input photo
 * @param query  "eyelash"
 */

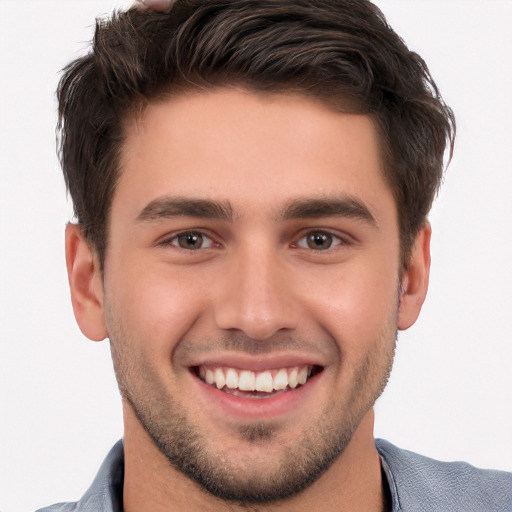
xmin=161 ymin=230 xmax=217 ymax=251
xmin=160 ymin=229 xmax=349 ymax=253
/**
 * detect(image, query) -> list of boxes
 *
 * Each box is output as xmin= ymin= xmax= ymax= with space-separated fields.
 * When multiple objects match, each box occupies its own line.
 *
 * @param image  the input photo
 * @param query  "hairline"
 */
xmin=92 ymin=84 xmax=415 ymax=273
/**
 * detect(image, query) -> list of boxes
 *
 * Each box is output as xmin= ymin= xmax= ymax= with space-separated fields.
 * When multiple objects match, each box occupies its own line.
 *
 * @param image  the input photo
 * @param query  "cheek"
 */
xmin=302 ymin=258 xmax=399 ymax=356
xmin=104 ymin=259 xmax=209 ymax=357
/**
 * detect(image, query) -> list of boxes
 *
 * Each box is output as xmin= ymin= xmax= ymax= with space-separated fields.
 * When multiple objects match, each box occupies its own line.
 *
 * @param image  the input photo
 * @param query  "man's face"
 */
xmin=102 ymin=89 xmax=403 ymax=502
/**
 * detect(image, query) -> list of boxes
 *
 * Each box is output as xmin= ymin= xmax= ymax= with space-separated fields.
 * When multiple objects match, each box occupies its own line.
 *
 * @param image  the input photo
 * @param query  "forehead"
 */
xmin=116 ymin=88 xmax=393 ymax=221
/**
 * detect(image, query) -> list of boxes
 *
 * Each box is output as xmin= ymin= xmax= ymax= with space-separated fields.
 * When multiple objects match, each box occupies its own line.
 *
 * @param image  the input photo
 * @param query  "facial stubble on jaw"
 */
xmin=106 ymin=310 xmax=397 ymax=506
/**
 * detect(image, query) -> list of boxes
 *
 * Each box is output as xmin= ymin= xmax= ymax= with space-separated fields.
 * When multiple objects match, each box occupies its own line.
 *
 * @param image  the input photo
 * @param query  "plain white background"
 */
xmin=0 ymin=1 xmax=511 ymax=511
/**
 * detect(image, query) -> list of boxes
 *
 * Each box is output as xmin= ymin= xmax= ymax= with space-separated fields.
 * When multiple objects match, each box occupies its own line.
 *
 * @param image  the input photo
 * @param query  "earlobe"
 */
xmin=65 ymin=223 xmax=108 ymax=341
xmin=397 ymin=221 xmax=432 ymax=330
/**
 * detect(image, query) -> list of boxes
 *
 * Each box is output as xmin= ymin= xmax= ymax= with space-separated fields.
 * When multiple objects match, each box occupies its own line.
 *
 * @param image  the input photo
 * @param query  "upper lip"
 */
xmin=188 ymin=352 xmax=326 ymax=372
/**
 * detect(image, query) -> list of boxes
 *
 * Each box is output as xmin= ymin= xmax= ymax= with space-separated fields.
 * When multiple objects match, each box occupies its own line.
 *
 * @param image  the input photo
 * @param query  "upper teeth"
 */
xmin=199 ymin=366 xmax=311 ymax=392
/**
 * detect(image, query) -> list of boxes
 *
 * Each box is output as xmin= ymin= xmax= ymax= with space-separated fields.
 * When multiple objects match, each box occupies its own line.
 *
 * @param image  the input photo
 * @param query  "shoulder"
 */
xmin=376 ymin=438 xmax=512 ymax=512
xmin=34 ymin=440 xmax=124 ymax=512
xmin=35 ymin=504 xmax=79 ymax=512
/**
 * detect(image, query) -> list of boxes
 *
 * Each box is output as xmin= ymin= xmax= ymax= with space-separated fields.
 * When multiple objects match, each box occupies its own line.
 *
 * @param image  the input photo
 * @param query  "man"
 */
xmin=36 ymin=0 xmax=511 ymax=511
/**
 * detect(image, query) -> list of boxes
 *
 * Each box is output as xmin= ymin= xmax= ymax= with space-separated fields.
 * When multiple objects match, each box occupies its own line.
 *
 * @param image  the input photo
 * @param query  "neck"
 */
xmin=122 ymin=407 xmax=387 ymax=512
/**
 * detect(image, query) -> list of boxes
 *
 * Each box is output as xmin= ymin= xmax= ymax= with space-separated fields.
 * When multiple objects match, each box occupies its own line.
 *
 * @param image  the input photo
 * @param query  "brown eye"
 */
xmin=172 ymin=232 xmax=212 ymax=250
xmin=296 ymin=231 xmax=344 ymax=251
xmin=306 ymin=232 xmax=333 ymax=250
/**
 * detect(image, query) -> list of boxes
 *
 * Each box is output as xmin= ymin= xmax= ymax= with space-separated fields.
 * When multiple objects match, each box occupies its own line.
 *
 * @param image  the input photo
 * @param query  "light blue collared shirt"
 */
xmin=36 ymin=439 xmax=512 ymax=512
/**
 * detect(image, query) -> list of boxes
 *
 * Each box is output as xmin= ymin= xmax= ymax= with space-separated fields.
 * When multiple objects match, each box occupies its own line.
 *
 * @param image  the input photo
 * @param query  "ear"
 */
xmin=65 ymin=223 xmax=108 ymax=341
xmin=397 ymin=221 xmax=431 ymax=330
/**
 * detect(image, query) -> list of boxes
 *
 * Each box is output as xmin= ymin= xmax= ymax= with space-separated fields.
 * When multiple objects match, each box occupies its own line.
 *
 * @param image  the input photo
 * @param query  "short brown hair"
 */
xmin=57 ymin=0 xmax=455 ymax=267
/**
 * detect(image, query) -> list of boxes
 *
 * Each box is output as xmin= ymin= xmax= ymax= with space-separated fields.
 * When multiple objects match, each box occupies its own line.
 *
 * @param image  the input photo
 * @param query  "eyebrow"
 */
xmin=136 ymin=196 xmax=234 ymax=223
xmin=136 ymin=195 xmax=377 ymax=227
xmin=279 ymin=197 xmax=377 ymax=226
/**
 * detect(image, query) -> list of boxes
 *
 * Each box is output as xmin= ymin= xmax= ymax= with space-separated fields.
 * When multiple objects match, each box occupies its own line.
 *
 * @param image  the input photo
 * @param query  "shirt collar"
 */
xmin=76 ymin=438 xmax=398 ymax=511
xmin=75 ymin=439 xmax=124 ymax=511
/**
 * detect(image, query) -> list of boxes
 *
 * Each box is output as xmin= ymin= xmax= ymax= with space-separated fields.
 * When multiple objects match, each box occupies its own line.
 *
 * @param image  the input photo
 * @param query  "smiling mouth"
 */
xmin=194 ymin=365 xmax=322 ymax=398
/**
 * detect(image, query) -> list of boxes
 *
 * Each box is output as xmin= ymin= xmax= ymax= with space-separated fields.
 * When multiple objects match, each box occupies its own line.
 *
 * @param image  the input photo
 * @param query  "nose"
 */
xmin=213 ymin=243 xmax=300 ymax=340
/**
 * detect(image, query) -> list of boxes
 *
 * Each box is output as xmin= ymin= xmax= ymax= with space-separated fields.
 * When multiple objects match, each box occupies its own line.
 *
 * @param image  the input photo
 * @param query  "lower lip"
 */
xmin=191 ymin=370 xmax=322 ymax=420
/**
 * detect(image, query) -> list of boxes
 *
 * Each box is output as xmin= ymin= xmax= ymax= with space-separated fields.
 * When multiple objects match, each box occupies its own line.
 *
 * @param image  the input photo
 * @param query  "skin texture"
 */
xmin=65 ymin=89 xmax=431 ymax=511
xmin=138 ymin=0 xmax=175 ymax=12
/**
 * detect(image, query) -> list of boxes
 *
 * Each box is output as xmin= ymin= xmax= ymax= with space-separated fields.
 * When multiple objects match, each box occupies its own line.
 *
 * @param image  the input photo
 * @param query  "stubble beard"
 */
xmin=107 ymin=309 xmax=397 ymax=506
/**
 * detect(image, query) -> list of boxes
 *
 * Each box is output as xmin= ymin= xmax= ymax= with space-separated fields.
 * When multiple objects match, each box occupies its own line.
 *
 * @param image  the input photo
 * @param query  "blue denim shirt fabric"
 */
xmin=36 ymin=441 xmax=124 ymax=512
xmin=36 ymin=439 xmax=511 ymax=512
xmin=376 ymin=439 xmax=511 ymax=512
